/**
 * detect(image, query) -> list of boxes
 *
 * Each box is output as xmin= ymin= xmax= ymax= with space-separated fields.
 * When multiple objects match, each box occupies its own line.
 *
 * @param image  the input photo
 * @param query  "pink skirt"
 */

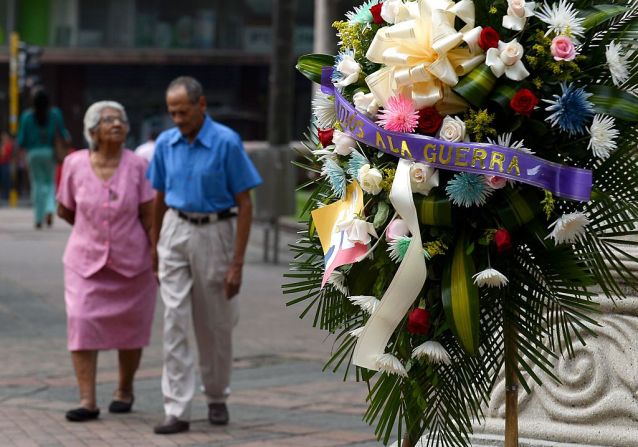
xmin=64 ymin=266 xmax=157 ymax=351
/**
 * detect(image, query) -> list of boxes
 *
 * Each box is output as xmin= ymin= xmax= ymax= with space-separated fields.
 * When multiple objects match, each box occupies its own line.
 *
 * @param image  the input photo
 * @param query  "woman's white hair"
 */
xmin=83 ymin=100 xmax=128 ymax=150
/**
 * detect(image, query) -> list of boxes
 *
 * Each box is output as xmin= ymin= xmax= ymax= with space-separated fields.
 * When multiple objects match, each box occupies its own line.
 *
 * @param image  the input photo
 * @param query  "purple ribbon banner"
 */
xmin=321 ymin=67 xmax=592 ymax=202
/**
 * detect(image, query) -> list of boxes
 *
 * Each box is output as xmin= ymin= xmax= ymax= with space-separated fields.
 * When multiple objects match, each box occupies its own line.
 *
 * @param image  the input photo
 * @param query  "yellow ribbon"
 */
xmin=365 ymin=0 xmax=484 ymax=113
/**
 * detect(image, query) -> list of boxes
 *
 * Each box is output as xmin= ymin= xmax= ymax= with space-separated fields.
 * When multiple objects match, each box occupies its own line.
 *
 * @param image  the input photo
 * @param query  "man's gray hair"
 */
xmin=167 ymin=76 xmax=204 ymax=103
xmin=83 ymin=100 xmax=128 ymax=150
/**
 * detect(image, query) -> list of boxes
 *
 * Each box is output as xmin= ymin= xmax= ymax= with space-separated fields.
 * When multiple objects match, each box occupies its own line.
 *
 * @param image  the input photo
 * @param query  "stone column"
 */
xmin=474 ymin=246 xmax=638 ymax=446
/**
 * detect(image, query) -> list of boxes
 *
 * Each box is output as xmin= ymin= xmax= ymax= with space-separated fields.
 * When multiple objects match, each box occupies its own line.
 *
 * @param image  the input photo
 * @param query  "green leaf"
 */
xmin=453 ymin=63 xmax=497 ymax=108
xmin=581 ymin=5 xmax=628 ymax=30
xmin=590 ymin=85 xmax=638 ymax=122
xmin=296 ymin=54 xmax=335 ymax=84
xmin=442 ymin=232 xmax=480 ymax=356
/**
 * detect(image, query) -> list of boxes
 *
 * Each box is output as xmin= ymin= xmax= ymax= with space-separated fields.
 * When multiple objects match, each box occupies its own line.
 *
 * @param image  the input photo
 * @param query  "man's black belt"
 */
xmin=174 ymin=209 xmax=236 ymax=225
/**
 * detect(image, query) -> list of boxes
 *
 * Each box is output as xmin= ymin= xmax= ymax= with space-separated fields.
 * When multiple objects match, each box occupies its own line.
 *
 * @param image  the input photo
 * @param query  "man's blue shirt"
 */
xmin=147 ymin=116 xmax=262 ymax=213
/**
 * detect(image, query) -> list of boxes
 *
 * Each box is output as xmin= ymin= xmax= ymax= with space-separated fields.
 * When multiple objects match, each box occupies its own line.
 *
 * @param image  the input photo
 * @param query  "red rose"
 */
xmin=318 ymin=128 xmax=334 ymax=147
xmin=371 ymin=3 xmax=384 ymax=25
xmin=478 ymin=27 xmax=500 ymax=51
xmin=417 ymin=107 xmax=443 ymax=135
xmin=407 ymin=308 xmax=430 ymax=335
xmin=494 ymin=228 xmax=512 ymax=254
xmin=510 ymin=89 xmax=538 ymax=117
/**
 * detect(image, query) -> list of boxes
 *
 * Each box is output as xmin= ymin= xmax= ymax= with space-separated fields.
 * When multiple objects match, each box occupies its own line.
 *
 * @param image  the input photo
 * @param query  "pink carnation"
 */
xmin=376 ymin=95 xmax=420 ymax=133
xmin=551 ymin=35 xmax=576 ymax=62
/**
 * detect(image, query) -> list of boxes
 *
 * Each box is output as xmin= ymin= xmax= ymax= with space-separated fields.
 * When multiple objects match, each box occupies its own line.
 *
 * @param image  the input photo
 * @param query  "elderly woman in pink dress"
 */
xmin=57 ymin=101 xmax=157 ymax=422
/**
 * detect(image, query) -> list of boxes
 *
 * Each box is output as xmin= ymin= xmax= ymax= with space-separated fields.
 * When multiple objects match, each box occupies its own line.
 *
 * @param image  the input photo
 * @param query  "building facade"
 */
xmin=0 ymin=0 xmax=320 ymax=147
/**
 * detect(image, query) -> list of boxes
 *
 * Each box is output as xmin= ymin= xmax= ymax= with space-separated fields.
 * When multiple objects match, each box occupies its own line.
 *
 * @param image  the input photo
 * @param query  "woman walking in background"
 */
xmin=57 ymin=101 xmax=157 ymax=422
xmin=17 ymin=88 xmax=69 ymax=228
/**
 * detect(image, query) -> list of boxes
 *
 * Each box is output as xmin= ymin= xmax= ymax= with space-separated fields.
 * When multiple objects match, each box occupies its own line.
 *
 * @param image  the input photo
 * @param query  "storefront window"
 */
xmin=39 ymin=0 xmax=313 ymax=53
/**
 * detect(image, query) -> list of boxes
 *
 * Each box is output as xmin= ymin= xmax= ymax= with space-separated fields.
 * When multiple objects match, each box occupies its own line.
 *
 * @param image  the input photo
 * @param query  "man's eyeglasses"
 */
xmin=100 ymin=116 xmax=128 ymax=125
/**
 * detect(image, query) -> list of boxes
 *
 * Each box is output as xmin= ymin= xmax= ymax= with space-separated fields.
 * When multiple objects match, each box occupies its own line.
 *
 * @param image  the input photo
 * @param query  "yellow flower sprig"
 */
xmin=379 ymin=168 xmax=396 ymax=193
xmin=424 ymin=240 xmax=448 ymax=259
xmin=465 ymin=109 xmax=497 ymax=143
xmin=542 ymin=190 xmax=555 ymax=220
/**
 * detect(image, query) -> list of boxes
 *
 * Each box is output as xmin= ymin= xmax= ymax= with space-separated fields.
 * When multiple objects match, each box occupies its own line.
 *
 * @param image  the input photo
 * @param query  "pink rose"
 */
xmin=485 ymin=175 xmax=507 ymax=190
xmin=551 ymin=36 xmax=576 ymax=62
xmin=385 ymin=218 xmax=410 ymax=242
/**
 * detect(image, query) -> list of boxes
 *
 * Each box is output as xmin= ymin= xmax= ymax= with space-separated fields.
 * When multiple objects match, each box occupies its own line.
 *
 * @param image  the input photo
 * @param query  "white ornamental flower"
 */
xmin=502 ymin=0 xmax=536 ymax=31
xmin=375 ymin=353 xmax=408 ymax=377
xmin=353 ymin=91 xmax=380 ymax=118
xmin=487 ymin=133 xmax=533 ymax=154
xmin=312 ymin=92 xmax=336 ymax=129
xmin=412 ymin=341 xmax=451 ymax=365
xmin=410 ymin=163 xmax=439 ymax=196
xmin=486 ymin=39 xmax=530 ymax=81
xmin=473 ymin=268 xmax=509 ymax=288
xmin=380 ymin=0 xmax=410 ymax=24
xmin=438 ymin=116 xmax=467 ymax=143
xmin=328 ymin=270 xmax=349 ymax=296
xmin=334 ymin=54 xmax=361 ymax=88
xmin=348 ymin=295 xmax=381 ymax=314
xmin=349 ymin=327 xmax=365 ymax=338
xmin=332 ymin=129 xmax=356 ymax=156
xmin=358 ymin=164 xmax=384 ymax=195
xmin=336 ymin=217 xmax=378 ymax=245
xmin=605 ymin=41 xmax=630 ymax=87
xmin=587 ymin=115 xmax=619 ymax=160
xmin=546 ymin=212 xmax=589 ymax=244
xmin=535 ymin=0 xmax=585 ymax=39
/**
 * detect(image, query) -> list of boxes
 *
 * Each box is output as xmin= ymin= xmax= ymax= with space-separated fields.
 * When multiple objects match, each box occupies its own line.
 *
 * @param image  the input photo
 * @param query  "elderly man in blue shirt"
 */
xmin=148 ymin=76 xmax=262 ymax=435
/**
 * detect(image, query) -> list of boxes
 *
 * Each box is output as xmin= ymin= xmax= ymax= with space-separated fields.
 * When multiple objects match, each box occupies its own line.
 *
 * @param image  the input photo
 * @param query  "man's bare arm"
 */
xmin=224 ymin=190 xmax=253 ymax=299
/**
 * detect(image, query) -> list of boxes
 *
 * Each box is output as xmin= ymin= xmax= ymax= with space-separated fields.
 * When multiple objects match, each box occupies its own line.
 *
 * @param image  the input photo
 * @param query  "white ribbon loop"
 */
xmin=353 ymin=159 xmax=428 ymax=370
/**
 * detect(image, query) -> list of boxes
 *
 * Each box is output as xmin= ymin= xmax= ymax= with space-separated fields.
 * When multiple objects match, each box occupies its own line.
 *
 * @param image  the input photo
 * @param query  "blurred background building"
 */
xmin=0 ymin=0 xmax=353 ymax=147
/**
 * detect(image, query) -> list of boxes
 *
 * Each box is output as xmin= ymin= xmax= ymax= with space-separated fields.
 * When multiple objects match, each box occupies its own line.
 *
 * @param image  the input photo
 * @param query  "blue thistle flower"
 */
xmin=347 ymin=151 xmax=369 ymax=178
xmin=346 ymin=0 xmax=378 ymax=24
xmin=543 ymin=83 xmax=594 ymax=136
xmin=445 ymin=173 xmax=493 ymax=208
xmin=322 ymin=158 xmax=347 ymax=198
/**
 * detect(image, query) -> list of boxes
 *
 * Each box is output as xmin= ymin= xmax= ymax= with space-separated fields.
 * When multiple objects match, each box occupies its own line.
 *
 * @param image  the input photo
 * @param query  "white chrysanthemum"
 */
xmin=487 ymin=132 xmax=534 ymax=154
xmin=535 ymin=0 xmax=585 ymax=39
xmin=375 ymin=353 xmax=408 ymax=377
xmin=348 ymin=295 xmax=380 ymax=314
xmin=605 ymin=41 xmax=630 ymax=87
xmin=312 ymin=92 xmax=336 ymax=128
xmin=546 ymin=212 xmax=589 ymax=244
xmin=587 ymin=115 xmax=619 ymax=159
xmin=349 ymin=327 xmax=365 ymax=338
xmin=473 ymin=268 xmax=509 ymax=288
xmin=328 ymin=270 xmax=349 ymax=296
xmin=412 ymin=341 xmax=451 ymax=365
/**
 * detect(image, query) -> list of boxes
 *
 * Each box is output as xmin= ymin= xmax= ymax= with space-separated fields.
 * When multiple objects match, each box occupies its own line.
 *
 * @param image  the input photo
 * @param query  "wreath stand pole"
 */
xmin=504 ymin=319 xmax=519 ymax=447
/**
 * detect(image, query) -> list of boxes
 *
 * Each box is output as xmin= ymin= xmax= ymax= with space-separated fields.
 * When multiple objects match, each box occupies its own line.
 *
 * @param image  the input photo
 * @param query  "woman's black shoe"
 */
xmin=65 ymin=407 xmax=100 ymax=422
xmin=109 ymin=396 xmax=134 ymax=413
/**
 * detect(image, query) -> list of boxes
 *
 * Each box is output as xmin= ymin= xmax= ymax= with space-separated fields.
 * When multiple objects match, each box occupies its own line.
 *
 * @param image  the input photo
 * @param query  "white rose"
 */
xmin=410 ymin=163 xmax=439 ymax=196
xmin=335 ymin=55 xmax=361 ymax=88
xmin=336 ymin=216 xmax=378 ymax=245
xmin=507 ymin=0 xmax=526 ymax=18
xmin=499 ymin=40 xmax=524 ymax=66
xmin=332 ymin=130 xmax=355 ymax=156
xmin=438 ymin=116 xmax=466 ymax=143
xmin=380 ymin=0 xmax=410 ymax=24
xmin=358 ymin=164 xmax=383 ymax=195
xmin=353 ymin=92 xmax=380 ymax=118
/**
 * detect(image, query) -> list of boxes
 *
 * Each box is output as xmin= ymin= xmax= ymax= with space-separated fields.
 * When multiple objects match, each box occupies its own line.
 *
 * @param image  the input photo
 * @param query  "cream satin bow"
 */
xmin=365 ymin=0 xmax=484 ymax=112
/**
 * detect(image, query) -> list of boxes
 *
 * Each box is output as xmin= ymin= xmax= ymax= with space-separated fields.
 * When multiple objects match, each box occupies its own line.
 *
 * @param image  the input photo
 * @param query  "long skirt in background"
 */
xmin=64 ymin=266 xmax=157 ymax=351
xmin=26 ymin=147 xmax=56 ymax=225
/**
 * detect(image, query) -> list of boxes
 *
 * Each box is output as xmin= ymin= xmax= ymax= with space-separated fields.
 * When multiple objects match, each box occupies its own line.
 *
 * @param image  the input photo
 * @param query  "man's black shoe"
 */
xmin=153 ymin=415 xmax=190 ymax=435
xmin=208 ymin=403 xmax=229 ymax=425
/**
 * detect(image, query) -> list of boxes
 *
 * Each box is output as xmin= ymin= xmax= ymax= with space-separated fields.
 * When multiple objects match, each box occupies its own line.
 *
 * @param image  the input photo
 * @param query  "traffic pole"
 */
xmin=8 ymin=32 xmax=19 ymax=207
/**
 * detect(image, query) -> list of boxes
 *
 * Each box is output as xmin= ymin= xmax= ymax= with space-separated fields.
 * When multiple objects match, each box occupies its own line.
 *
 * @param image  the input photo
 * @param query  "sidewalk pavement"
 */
xmin=0 ymin=208 xmax=382 ymax=447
